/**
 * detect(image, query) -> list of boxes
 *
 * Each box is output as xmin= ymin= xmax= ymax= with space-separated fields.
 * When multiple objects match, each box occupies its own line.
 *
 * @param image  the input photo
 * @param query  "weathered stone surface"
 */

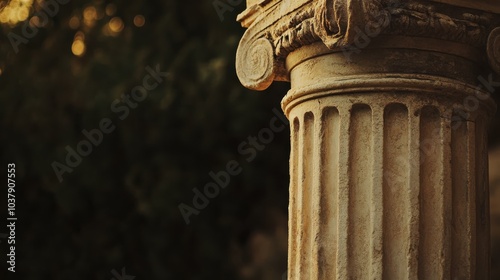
xmin=236 ymin=0 xmax=500 ymax=278
xmin=236 ymin=0 xmax=500 ymax=90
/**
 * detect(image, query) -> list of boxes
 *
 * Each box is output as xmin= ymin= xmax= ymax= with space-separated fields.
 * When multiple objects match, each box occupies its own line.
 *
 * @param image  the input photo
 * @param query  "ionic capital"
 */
xmin=236 ymin=0 xmax=500 ymax=90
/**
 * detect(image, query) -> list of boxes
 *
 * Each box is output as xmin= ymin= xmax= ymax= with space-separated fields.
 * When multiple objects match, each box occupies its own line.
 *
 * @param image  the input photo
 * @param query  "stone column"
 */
xmin=236 ymin=1 xmax=500 ymax=279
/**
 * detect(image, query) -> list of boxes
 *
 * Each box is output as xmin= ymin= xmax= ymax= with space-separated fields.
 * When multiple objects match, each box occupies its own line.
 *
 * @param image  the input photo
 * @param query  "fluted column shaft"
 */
xmin=282 ymin=40 xmax=495 ymax=279
xmin=286 ymin=91 xmax=492 ymax=279
xmin=235 ymin=1 xmax=500 ymax=279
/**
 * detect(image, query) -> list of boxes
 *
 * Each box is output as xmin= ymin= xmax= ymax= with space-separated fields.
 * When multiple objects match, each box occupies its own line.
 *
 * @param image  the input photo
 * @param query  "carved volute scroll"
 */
xmin=236 ymin=36 xmax=276 ymax=91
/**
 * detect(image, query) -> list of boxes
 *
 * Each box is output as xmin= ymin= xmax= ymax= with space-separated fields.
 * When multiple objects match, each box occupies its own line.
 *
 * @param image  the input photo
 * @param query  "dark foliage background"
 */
xmin=0 ymin=0 xmax=288 ymax=279
xmin=0 ymin=0 xmax=498 ymax=279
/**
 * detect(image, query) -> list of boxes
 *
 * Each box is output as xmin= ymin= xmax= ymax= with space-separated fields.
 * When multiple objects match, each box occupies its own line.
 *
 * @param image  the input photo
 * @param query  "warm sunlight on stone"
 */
xmin=236 ymin=1 xmax=500 ymax=279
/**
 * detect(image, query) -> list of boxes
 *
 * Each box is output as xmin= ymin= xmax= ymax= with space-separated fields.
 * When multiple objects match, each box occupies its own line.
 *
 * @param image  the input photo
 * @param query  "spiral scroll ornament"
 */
xmin=487 ymin=27 xmax=500 ymax=75
xmin=236 ymin=37 xmax=276 ymax=91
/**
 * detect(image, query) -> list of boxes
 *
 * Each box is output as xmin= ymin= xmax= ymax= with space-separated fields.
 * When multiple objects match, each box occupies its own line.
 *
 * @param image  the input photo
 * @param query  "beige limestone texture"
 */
xmin=236 ymin=0 xmax=500 ymax=279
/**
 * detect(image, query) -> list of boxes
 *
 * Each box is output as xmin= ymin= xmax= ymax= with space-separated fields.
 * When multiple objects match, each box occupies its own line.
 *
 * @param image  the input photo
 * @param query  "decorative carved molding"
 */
xmin=274 ymin=1 xmax=494 ymax=55
xmin=313 ymin=0 xmax=384 ymax=48
xmin=236 ymin=0 xmax=500 ymax=90
xmin=384 ymin=3 xmax=492 ymax=48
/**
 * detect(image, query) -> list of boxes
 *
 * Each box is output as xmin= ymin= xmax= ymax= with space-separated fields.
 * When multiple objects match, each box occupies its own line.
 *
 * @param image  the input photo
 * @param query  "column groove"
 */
xmin=317 ymin=107 xmax=340 ymax=279
xmin=418 ymin=106 xmax=445 ymax=279
xmin=347 ymin=104 xmax=373 ymax=279
xmin=298 ymin=113 xmax=314 ymax=277
xmin=382 ymin=103 xmax=410 ymax=279
xmin=289 ymin=117 xmax=300 ymax=280
xmin=450 ymin=113 xmax=475 ymax=279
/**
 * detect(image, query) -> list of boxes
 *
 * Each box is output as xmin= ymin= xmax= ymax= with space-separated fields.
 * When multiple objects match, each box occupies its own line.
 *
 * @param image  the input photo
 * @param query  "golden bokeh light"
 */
xmin=71 ymin=39 xmax=86 ymax=57
xmin=16 ymin=7 xmax=29 ymax=21
xmin=0 ymin=0 xmax=34 ymax=26
xmin=69 ymin=16 xmax=80 ymax=29
xmin=83 ymin=6 xmax=97 ymax=21
xmin=83 ymin=5 xmax=97 ymax=27
xmin=74 ymin=31 xmax=85 ymax=41
xmin=133 ymin=15 xmax=145 ymax=27
xmin=0 ymin=12 xmax=8 ymax=23
xmin=28 ymin=14 xmax=47 ymax=28
xmin=108 ymin=17 xmax=124 ymax=33
xmin=105 ymin=4 xmax=116 ymax=16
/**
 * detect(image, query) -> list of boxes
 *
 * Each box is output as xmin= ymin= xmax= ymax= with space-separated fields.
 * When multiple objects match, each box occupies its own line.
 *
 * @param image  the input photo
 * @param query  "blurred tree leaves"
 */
xmin=0 ymin=0 xmax=289 ymax=279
